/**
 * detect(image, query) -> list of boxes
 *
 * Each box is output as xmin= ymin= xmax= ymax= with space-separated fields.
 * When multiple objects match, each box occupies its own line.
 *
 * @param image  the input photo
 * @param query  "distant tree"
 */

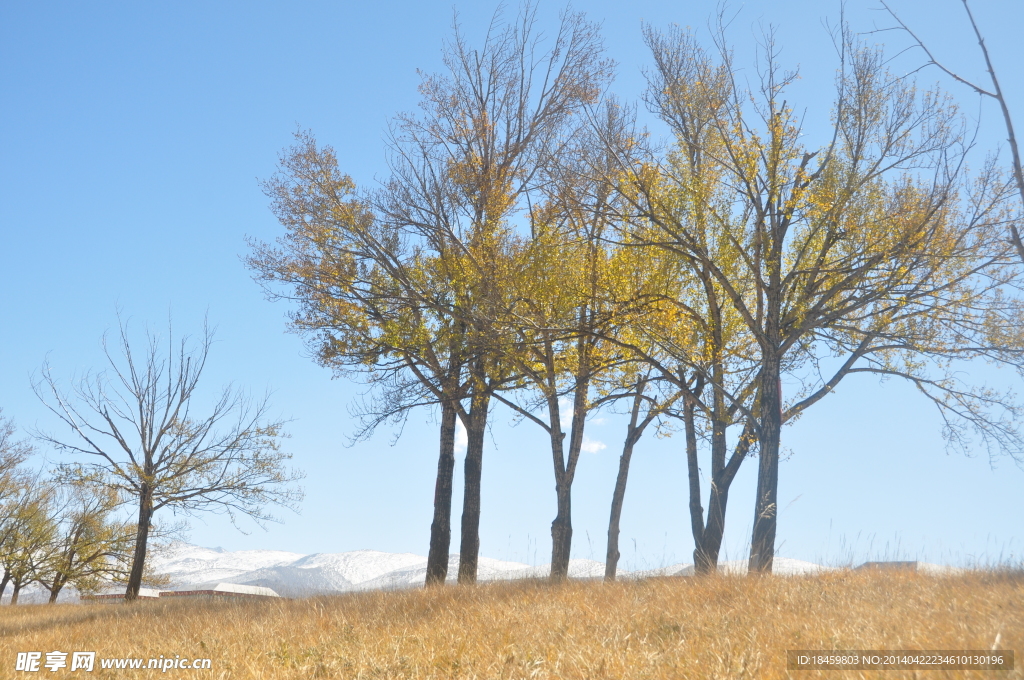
xmin=0 ymin=482 xmax=56 ymax=604
xmin=34 ymin=320 xmax=303 ymax=600
xmin=0 ymin=411 xmax=37 ymax=602
xmin=0 ymin=410 xmax=32 ymax=496
xmin=0 ymin=410 xmax=34 ymax=554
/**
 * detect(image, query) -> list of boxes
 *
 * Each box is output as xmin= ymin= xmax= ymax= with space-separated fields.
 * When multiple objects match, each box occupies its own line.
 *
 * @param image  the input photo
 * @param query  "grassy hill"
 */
xmin=1 ymin=569 xmax=1019 ymax=679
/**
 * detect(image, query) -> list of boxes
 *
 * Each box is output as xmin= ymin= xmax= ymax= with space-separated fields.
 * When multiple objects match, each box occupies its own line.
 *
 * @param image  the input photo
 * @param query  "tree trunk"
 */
xmin=426 ymin=398 xmax=458 ymax=587
xmin=699 ymin=478 xmax=731 ymax=570
xmin=46 ymin=572 xmax=67 ymax=604
xmin=689 ymin=414 xmax=752 ymax=575
xmin=604 ymin=434 xmax=637 ymax=581
xmin=550 ymin=384 xmax=586 ymax=582
xmin=550 ymin=485 xmax=573 ymax=581
xmin=684 ymin=396 xmax=712 ymax=574
xmin=547 ymin=332 xmax=590 ymax=582
xmin=11 ymin=580 xmax=22 ymax=605
xmin=457 ymin=389 xmax=490 ymax=585
xmin=44 ymin=553 xmax=71 ymax=604
xmin=125 ymin=484 xmax=154 ymax=601
xmin=749 ymin=369 xmax=782 ymax=574
xmin=605 ymin=385 xmax=647 ymax=581
xmin=0 ymin=568 xmax=10 ymax=602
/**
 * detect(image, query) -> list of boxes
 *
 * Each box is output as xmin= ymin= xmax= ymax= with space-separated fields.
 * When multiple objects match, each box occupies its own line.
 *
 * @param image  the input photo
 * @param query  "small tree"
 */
xmin=0 ymin=483 xmax=56 ymax=604
xmin=0 ymin=410 xmax=32 ymax=502
xmin=0 ymin=410 xmax=34 ymax=564
xmin=36 ymin=485 xmax=136 ymax=603
xmin=0 ymin=412 xmax=38 ymax=602
xmin=34 ymin=320 xmax=303 ymax=600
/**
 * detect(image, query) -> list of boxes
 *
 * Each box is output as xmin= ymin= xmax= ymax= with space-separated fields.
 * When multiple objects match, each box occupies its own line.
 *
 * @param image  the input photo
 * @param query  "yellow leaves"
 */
xmin=622 ymin=29 xmax=1017 ymax=390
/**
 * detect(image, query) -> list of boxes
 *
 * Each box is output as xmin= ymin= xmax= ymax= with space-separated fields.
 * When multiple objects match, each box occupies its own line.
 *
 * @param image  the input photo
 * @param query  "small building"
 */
xmin=159 ymin=583 xmax=281 ymax=599
xmin=81 ymin=588 xmax=162 ymax=602
xmin=82 ymin=583 xmax=281 ymax=603
xmin=855 ymin=561 xmax=920 ymax=571
xmin=854 ymin=561 xmax=959 ymax=574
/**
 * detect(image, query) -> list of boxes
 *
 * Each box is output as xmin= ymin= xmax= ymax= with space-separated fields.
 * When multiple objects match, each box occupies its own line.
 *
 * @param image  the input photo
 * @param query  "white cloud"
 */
xmin=580 ymin=436 xmax=607 ymax=454
xmin=454 ymin=418 xmax=468 ymax=454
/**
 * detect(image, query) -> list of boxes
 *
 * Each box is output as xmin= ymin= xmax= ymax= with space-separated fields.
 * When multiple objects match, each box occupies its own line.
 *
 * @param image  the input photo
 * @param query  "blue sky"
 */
xmin=2 ymin=0 xmax=1021 ymax=568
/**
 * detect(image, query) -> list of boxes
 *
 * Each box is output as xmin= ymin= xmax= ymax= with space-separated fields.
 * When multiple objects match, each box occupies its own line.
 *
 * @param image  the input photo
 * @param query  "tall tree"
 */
xmin=380 ymin=4 xmax=612 ymax=583
xmin=252 ymin=5 xmax=612 ymax=584
xmin=250 ymin=135 xmax=480 ymax=585
xmin=34 ymin=321 xmax=302 ymax=600
xmin=609 ymin=23 xmax=1024 ymax=573
xmin=579 ymin=97 xmax=762 ymax=575
xmin=490 ymin=164 xmax=641 ymax=580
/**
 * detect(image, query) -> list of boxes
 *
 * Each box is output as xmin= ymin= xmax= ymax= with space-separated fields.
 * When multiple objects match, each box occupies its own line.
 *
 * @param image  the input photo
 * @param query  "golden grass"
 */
xmin=0 ymin=570 xmax=1020 ymax=679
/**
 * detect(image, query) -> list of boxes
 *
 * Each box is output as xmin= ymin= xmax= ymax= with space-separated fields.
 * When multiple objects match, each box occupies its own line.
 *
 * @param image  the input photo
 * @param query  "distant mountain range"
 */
xmin=146 ymin=542 xmax=829 ymax=598
xmin=3 ymin=542 xmax=830 ymax=603
xmin=149 ymin=542 xmax=628 ymax=597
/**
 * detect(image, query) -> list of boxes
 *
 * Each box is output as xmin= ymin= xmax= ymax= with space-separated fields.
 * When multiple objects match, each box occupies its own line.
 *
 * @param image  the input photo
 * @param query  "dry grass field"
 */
xmin=1 ymin=570 xmax=1020 ymax=679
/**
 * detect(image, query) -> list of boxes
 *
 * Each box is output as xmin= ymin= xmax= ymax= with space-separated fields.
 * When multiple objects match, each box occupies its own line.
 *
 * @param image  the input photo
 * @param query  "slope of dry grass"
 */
xmin=0 ymin=570 xmax=1020 ymax=679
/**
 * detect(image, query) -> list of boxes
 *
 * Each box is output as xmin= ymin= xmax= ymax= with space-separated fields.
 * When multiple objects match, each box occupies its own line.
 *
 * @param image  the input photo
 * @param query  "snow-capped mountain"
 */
xmin=152 ymin=544 xmax=305 ymax=585
xmin=144 ymin=542 xmax=725 ymax=597
xmin=143 ymin=543 xmax=839 ymax=597
xmin=1 ymin=542 xmax=833 ymax=604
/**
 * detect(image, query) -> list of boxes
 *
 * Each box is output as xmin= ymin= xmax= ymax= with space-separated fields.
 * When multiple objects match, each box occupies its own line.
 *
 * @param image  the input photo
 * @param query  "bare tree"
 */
xmin=34 ymin=320 xmax=303 ymax=600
